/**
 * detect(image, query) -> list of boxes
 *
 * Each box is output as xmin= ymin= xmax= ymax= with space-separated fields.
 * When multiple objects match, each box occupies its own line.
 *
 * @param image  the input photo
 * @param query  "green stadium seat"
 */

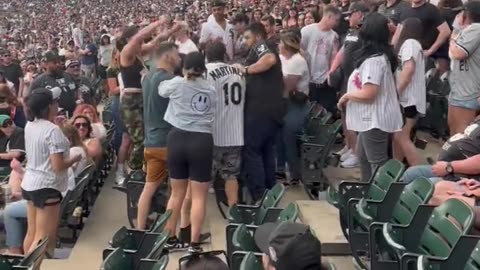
xmin=136 ymin=256 xmax=169 ymax=270
xmin=108 ymin=210 xmax=172 ymax=251
xmin=102 ymin=232 xmax=169 ymax=270
xmin=370 ymin=198 xmax=475 ymax=270
xmin=227 ymin=183 xmax=285 ymax=225
xmin=239 ymin=252 xmax=263 ymax=270
xmin=0 ymin=238 xmax=49 ymax=270
xmin=347 ymin=177 xmax=434 ymax=269
xmin=409 ymin=235 xmax=480 ymax=270
xmin=300 ymin=120 xmax=342 ymax=199
xmin=326 ymin=159 xmax=405 ymax=239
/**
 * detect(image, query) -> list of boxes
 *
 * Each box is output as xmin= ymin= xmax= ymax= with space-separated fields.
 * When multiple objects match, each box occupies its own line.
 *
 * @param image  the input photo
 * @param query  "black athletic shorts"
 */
xmin=403 ymin=105 xmax=418 ymax=120
xmin=167 ymin=127 xmax=213 ymax=182
xmin=22 ymin=188 xmax=63 ymax=209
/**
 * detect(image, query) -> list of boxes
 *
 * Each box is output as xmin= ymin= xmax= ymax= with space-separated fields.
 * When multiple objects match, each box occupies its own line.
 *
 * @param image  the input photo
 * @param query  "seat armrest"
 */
xmin=338 ymin=181 xmax=369 ymax=207
xmin=356 ymin=198 xmax=374 ymax=222
xmin=383 ymin=223 xmax=406 ymax=251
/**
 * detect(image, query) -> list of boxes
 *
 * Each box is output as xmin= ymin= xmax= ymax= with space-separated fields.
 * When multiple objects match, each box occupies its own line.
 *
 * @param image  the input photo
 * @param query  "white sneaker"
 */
xmin=115 ymin=171 xmax=126 ymax=186
xmin=341 ymin=154 xmax=359 ymax=168
xmin=340 ymin=149 xmax=353 ymax=162
xmin=335 ymin=145 xmax=349 ymax=156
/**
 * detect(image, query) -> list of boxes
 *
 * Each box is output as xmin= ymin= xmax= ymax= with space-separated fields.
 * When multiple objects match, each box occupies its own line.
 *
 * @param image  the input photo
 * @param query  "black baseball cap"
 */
xmin=254 ymin=222 xmax=324 ymax=270
xmin=212 ymin=0 xmax=226 ymax=7
xmin=343 ymin=2 xmax=369 ymax=15
xmin=464 ymin=1 xmax=480 ymax=18
xmin=41 ymin=51 xmax=60 ymax=63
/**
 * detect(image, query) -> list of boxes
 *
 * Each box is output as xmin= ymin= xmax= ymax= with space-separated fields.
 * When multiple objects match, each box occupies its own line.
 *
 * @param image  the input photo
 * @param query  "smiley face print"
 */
xmin=191 ymin=93 xmax=211 ymax=113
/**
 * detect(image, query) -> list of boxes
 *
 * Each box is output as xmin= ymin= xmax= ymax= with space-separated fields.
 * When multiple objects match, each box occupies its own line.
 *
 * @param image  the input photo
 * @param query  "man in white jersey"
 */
xmin=199 ymin=0 xmax=235 ymax=61
xmin=205 ymin=41 xmax=245 ymax=206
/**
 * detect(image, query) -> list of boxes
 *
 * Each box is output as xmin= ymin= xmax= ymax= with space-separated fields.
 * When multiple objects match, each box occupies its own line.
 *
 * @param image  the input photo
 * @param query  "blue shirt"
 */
xmin=81 ymin=43 xmax=97 ymax=65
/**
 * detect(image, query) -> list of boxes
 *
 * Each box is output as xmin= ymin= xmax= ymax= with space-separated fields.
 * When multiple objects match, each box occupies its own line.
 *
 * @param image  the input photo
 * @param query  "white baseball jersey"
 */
xmin=206 ymin=62 xmax=246 ymax=146
xmin=199 ymin=20 xmax=235 ymax=61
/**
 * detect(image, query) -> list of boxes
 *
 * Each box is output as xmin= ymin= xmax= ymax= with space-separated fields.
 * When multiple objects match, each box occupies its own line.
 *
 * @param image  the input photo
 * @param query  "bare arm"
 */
xmin=345 ymin=83 xmax=379 ymax=103
xmin=397 ymin=59 xmax=415 ymax=93
xmin=140 ymin=26 xmax=180 ymax=55
xmin=0 ymin=151 xmax=22 ymax=161
xmin=449 ymin=39 xmax=468 ymax=60
xmin=452 ymin=155 xmax=480 ymax=175
xmin=245 ymin=53 xmax=277 ymax=74
xmin=329 ymin=46 xmax=344 ymax=74
xmin=50 ymin=153 xmax=81 ymax=173
xmin=107 ymin=78 xmax=120 ymax=95
xmin=120 ymin=21 xmax=162 ymax=67
xmin=428 ymin=22 xmax=451 ymax=55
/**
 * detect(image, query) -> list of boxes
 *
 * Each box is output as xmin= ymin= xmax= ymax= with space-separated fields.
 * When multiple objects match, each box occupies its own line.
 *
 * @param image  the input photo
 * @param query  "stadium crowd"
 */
xmin=1 ymin=0 xmax=480 ymax=268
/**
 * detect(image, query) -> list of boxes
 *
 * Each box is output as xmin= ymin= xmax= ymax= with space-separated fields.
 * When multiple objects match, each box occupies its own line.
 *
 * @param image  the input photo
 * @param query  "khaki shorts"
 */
xmin=144 ymin=147 xmax=168 ymax=182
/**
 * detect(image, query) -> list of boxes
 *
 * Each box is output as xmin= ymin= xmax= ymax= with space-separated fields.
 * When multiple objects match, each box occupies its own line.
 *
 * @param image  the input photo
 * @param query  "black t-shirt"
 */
xmin=438 ymin=121 xmax=480 ymax=162
xmin=399 ymin=3 xmax=446 ymax=50
xmin=29 ymin=72 xmax=78 ymax=117
xmin=0 ymin=63 xmax=23 ymax=95
xmin=0 ymin=127 xmax=25 ymax=167
xmin=245 ymin=41 xmax=286 ymax=122
xmin=75 ymin=76 xmax=95 ymax=105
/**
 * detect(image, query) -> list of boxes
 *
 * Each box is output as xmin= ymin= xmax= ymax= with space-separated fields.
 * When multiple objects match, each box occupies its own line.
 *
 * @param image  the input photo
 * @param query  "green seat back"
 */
xmin=18 ymin=238 xmax=49 ymax=270
xmin=101 ymin=248 xmax=132 ymax=270
xmin=390 ymin=177 xmax=434 ymax=225
xmin=151 ymin=256 xmax=169 ymax=270
xmin=232 ymin=224 xmax=259 ymax=252
xmin=145 ymin=232 xmax=169 ymax=260
xmin=277 ymin=203 xmax=299 ymax=222
xmin=150 ymin=210 xmax=173 ymax=233
xmin=228 ymin=204 xmax=244 ymax=223
xmin=0 ymin=258 xmax=13 ymax=270
xmin=463 ymin=241 xmax=480 ymax=270
xmin=366 ymin=160 xmax=405 ymax=201
xmin=417 ymin=199 xmax=474 ymax=257
xmin=255 ymin=184 xmax=285 ymax=224
xmin=240 ymin=252 xmax=263 ymax=270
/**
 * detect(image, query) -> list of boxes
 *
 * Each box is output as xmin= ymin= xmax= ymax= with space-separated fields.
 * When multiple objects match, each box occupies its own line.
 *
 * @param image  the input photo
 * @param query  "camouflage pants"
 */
xmin=120 ymin=93 xmax=144 ymax=170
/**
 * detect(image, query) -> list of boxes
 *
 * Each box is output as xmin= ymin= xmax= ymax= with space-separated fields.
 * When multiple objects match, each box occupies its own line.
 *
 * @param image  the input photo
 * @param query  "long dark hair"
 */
xmin=351 ymin=13 xmax=397 ymax=72
xmin=395 ymin=18 xmax=423 ymax=55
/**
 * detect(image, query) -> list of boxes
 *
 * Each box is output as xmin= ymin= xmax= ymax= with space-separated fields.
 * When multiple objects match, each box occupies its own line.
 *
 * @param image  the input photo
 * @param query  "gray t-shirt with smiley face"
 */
xmin=158 ymin=76 xmax=216 ymax=134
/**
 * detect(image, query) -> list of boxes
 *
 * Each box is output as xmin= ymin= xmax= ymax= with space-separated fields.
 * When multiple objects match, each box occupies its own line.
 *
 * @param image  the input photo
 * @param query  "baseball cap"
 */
xmin=464 ymin=1 xmax=480 ymax=18
xmin=65 ymin=60 xmax=80 ymax=68
xmin=343 ymin=2 xmax=369 ymax=15
xmin=254 ymin=222 xmax=324 ymax=270
xmin=41 ymin=51 xmax=60 ymax=63
xmin=0 ymin=115 xmax=12 ymax=126
xmin=212 ymin=0 xmax=226 ymax=7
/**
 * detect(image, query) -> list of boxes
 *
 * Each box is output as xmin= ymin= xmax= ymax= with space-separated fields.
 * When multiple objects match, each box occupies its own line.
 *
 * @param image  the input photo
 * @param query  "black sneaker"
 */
xmin=187 ymin=243 xmax=203 ymax=254
xmin=165 ymin=236 xmax=190 ymax=252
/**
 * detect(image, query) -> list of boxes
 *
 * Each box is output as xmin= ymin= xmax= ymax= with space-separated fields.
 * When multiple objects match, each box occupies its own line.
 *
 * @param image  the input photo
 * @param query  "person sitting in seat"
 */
xmin=254 ymin=222 xmax=333 ymax=270
xmin=0 ymin=114 xmax=25 ymax=168
xmin=71 ymin=115 xmax=103 ymax=162
xmin=401 ymin=118 xmax=480 ymax=184
xmin=73 ymin=104 xmax=107 ymax=140
xmin=429 ymin=178 xmax=480 ymax=230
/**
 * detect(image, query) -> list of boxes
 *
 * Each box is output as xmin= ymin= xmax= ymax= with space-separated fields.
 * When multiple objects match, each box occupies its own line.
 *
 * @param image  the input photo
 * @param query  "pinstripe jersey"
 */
xmin=396 ymin=39 xmax=426 ymax=114
xmin=206 ymin=62 xmax=246 ymax=146
xmin=346 ymin=55 xmax=403 ymax=133
xmin=21 ymin=119 xmax=71 ymax=192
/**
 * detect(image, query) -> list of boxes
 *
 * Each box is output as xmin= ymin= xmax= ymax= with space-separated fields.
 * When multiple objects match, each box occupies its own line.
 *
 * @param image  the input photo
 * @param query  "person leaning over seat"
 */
xmin=21 ymin=87 xmax=82 ymax=259
xmin=254 ymin=222 xmax=333 ymax=270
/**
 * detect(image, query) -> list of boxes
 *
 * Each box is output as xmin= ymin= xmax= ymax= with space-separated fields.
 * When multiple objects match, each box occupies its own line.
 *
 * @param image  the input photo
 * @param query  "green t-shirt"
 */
xmin=142 ymin=69 xmax=175 ymax=148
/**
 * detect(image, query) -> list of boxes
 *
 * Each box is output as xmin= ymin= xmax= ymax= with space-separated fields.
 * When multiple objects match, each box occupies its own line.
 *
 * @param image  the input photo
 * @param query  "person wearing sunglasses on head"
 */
xmin=0 ymin=114 xmax=25 ymax=168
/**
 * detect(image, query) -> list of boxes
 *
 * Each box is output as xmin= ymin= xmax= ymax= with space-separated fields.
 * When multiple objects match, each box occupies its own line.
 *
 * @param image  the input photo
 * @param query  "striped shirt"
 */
xmin=206 ymin=62 xmax=246 ymax=146
xmin=345 ymin=55 xmax=403 ymax=133
xmin=396 ymin=39 xmax=426 ymax=114
xmin=21 ymin=119 xmax=71 ymax=192
xmin=199 ymin=20 xmax=235 ymax=61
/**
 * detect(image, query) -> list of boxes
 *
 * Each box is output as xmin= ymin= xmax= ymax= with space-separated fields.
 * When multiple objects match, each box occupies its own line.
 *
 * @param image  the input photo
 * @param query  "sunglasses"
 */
xmin=178 ymin=250 xmax=227 ymax=270
xmin=74 ymin=122 xmax=89 ymax=129
xmin=1 ymin=120 xmax=13 ymax=128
